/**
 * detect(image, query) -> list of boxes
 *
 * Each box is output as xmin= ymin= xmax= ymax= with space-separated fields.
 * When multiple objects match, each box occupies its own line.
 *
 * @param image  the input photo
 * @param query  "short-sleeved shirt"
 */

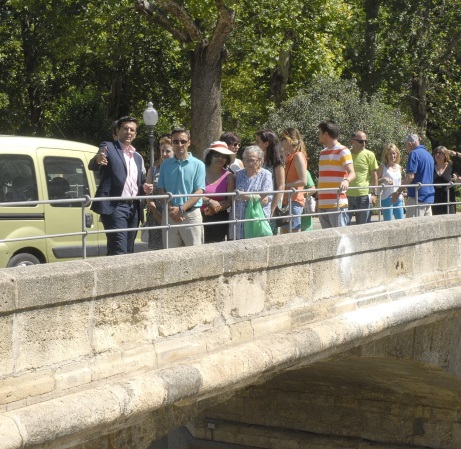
xmin=406 ymin=145 xmax=434 ymax=203
xmin=318 ymin=145 xmax=353 ymax=209
xmin=158 ymin=153 xmax=206 ymax=207
xmin=348 ymin=149 xmax=379 ymax=197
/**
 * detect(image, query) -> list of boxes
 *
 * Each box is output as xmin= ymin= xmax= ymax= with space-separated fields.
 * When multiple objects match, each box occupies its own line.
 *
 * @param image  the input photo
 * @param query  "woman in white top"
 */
xmin=377 ymin=143 xmax=404 ymax=221
xmin=220 ymin=131 xmax=244 ymax=173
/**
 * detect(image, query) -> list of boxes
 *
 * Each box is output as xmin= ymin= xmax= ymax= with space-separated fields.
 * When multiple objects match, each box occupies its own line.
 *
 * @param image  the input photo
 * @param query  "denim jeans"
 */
xmin=381 ymin=196 xmax=404 ymax=221
xmin=346 ymin=195 xmax=370 ymax=225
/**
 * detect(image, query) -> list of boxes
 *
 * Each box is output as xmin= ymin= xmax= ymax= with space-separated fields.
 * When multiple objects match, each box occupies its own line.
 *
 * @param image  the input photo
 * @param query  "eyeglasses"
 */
xmin=172 ymin=139 xmax=189 ymax=145
xmin=211 ymin=152 xmax=227 ymax=159
xmin=354 ymin=139 xmax=367 ymax=144
xmin=243 ymin=158 xmax=260 ymax=164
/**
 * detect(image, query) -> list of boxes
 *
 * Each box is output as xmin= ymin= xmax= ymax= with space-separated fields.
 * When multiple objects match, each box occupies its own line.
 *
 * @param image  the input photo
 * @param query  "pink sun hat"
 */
xmin=203 ymin=141 xmax=236 ymax=163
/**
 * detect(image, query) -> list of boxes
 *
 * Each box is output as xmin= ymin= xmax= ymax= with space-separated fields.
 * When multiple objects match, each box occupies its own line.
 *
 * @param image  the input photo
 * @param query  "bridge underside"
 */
xmin=74 ymin=309 xmax=461 ymax=449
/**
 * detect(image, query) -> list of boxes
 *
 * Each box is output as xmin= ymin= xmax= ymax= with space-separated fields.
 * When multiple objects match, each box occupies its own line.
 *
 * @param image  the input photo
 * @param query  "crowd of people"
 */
xmin=89 ymin=117 xmax=460 ymax=255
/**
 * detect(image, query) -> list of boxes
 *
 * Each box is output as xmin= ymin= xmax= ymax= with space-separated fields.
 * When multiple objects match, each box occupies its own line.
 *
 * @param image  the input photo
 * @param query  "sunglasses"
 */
xmin=354 ymin=139 xmax=367 ymax=144
xmin=172 ymin=139 xmax=189 ymax=145
xmin=211 ymin=152 xmax=227 ymax=159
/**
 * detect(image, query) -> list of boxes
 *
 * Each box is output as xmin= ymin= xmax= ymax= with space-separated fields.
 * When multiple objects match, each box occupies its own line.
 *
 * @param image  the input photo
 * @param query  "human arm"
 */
xmin=370 ymin=168 xmax=379 ymax=204
xmin=340 ymin=163 xmax=355 ymax=192
xmin=88 ymin=144 xmax=109 ymax=171
xmin=271 ymin=164 xmax=285 ymax=215
xmin=391 ymin=171 xmax=414 ymax=203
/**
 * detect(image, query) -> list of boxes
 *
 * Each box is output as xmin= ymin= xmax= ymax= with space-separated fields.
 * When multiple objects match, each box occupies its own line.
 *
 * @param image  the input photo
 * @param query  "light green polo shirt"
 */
xmin=348 ymin=149 xmax=379 ymax=197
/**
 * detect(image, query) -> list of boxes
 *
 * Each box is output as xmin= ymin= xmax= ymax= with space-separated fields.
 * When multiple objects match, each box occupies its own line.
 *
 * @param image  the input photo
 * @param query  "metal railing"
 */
xmin=0 ymin=181 xmax=459 ymax=259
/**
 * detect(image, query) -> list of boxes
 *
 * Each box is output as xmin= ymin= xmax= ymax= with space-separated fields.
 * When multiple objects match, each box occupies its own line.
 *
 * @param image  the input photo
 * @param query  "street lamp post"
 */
xmin=143 ymin=101 xmax=159 ymax=169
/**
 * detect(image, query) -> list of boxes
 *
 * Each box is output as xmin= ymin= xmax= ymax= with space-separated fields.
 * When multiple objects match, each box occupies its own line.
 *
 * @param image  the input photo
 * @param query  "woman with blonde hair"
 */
xmin=377 ymin=143 xmax=404 ymax=221
xmin=279 ymin=128 xmax=307 ymax=233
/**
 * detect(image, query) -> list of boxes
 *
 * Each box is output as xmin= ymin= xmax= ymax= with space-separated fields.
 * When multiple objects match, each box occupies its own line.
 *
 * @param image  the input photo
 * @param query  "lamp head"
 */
xmin=143 ymin=101 xmax=158 ymax=127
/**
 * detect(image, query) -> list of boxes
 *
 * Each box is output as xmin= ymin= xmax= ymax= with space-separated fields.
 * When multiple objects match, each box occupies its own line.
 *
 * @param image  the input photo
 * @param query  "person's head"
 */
xmin=382 ymin=143 xmax=401 ymax=165
xmin=171 ymin=128 xmax=191 ymax=160
xmin=220 ymin=131 xmax=241 ymax=155
xmin=351 ymin=131 xmax=368 ymax=152
xmin=255 ymin=129 xmax=284 ymax=167
xmin=318 ymin=120 xmax=340 ymax=144
xmin=433 ymin=145 xmax=450 ymax=163
xmin=280 ymin=127 xmax=308 ymax=159
xmin=116 ymin=116 xmax=138 ymax=146
xmin=203 ymin=141 xmax=235 ymax=167
xmin=404 ymin=134 xmax=420 ymax=153
xmin=160 ymin=143 xmax=174 ymax=162
xmin=242 ymin=145 xmax=264 ymax=173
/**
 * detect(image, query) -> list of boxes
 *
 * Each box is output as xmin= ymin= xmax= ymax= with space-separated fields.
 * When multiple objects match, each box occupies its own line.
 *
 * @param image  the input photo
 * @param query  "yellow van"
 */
xmin=0 ymin=136 xmax=128 ymax=268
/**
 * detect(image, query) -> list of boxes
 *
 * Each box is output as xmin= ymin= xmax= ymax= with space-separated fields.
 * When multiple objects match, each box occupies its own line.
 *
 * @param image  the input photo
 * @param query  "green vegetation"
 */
xmin=0 ymin=0 xmax=460 ymax=161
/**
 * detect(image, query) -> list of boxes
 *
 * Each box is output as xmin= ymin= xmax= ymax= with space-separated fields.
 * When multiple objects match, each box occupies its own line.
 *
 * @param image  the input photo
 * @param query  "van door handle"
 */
xmin=85 ymin=213 xmax=94 ymax=228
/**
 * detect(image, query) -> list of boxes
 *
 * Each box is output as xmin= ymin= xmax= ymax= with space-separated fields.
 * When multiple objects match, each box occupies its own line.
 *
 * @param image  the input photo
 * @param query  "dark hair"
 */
xmin=204 ymin=151 xmax=231 ymax=167
xmin=220 ymin=131 xmax=241 ymax=146
xmin=116 ymin=116 xmax=138 ymax=130
xmin=171 ymin=128 xmax=190 ymax=139
xmin=318 ymin=120 xmax=339 ymax=139
xmin=255 ymin=129 xmax=284 ymax=167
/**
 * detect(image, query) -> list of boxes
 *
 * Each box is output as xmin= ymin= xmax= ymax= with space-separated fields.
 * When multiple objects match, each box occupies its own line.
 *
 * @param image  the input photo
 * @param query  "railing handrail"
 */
xmin=0 ymin=181 xmax=458 ymax=254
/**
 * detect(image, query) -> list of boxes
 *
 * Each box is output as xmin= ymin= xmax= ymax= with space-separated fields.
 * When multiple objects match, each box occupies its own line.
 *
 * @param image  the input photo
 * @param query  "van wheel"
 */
xmin=7 ymin=253 xmax=40 ymax=268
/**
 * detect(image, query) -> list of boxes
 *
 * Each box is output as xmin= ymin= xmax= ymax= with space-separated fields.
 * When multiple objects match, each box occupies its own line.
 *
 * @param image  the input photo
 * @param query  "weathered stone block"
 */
xmin=155 ymin=334 xmax=207 ymax=367
xmin=13 ymin=261 xmax=94 ymax=309
xmin=265 ymin=265 xmax=311 ymax=309
xmin=92 ymin=292 xmax=160 ymax=353
xmin=0 ymin=316 xmax=13 ymax=377
xmin=0 ymin=370 xmax=54 ymax=405
xmin=0 ymin=272 xmax=15 ymax=313
xmin=88 ymin=252 xmax=164 ymax=296
xmin=218 ymin=272 xmax=266 ymax=319
xmin=218 ymin=239 xmax=269 ymax=274
xmin=91 ymin=351 xmax=125 ymax=381
xmin=15 ymin=303 xmax=92 ymax=371
xmin=54 ymin=361 xmax=92 ymax=392
xmin=157 ymin=281 xmax=218 ymax=337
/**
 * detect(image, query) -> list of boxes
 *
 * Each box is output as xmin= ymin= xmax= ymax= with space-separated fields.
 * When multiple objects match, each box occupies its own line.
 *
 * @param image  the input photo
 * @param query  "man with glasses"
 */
xmin=347 ymin=131 xmax=379 ymax=225
xmin=157 ymin=128 xmax=205 ymax=248
xmin=391 ymin=134 xmax=434 ymax=217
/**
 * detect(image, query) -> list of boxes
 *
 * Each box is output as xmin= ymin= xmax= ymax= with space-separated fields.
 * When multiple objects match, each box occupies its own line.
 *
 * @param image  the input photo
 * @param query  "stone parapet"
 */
xmin=0 ymin=215 xmax=461 ymax=447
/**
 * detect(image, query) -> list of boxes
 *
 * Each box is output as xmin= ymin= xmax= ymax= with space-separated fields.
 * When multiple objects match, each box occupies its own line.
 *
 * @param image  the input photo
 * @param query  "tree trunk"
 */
xmin=411 ymin=72 xmax=428 ymax=137
xmin=19 ymin=11 xmax=43 ymax=134
xmin=190 ymin=43 xmax=225 ymax=158
xmin=361 ymin=0 xmax=380 ymax=95
xmin=270 ymin=44 xmax=293 ymax=107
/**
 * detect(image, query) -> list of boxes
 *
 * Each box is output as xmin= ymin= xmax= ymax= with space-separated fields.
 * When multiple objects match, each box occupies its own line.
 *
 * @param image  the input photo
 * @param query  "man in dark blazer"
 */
xmin=90 ymin=116 xmax=146 ymax=255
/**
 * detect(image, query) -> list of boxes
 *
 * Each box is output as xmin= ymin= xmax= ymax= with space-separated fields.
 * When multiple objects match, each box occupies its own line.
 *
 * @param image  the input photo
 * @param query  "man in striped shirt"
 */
xmin=317 ymin=120 xmax=356 ymax=228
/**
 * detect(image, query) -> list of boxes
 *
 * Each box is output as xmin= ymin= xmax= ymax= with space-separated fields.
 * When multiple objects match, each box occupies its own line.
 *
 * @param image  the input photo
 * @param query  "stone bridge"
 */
xmin=1 ymin=216 xmax=461 ymax=449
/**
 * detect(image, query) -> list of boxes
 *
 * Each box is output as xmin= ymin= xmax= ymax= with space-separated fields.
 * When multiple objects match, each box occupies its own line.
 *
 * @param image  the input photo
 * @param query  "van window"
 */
xmin=0 ymin=155 xmax=38 ymax=205
xmin=44 ymin=157 xmax=90 ymax=207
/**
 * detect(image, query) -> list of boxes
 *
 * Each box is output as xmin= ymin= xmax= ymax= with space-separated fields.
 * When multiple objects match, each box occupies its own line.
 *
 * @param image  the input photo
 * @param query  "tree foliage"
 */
xmin=0 ymin=0 xmax=460 ymax=159
xmin=265 ymin=77 xmax=410 ymax=179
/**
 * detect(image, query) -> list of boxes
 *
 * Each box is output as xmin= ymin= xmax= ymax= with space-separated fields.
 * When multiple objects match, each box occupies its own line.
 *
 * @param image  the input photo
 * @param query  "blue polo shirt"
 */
xmin=406 ymin=145 xmax=434 ymax=203
xmin=158 ymin=153 xmax=206 ymax=207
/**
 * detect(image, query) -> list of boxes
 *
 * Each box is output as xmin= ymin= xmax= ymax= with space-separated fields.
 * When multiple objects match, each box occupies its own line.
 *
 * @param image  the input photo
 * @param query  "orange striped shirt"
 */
xmin=318 ymin=145 xmax=352 ymax=209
